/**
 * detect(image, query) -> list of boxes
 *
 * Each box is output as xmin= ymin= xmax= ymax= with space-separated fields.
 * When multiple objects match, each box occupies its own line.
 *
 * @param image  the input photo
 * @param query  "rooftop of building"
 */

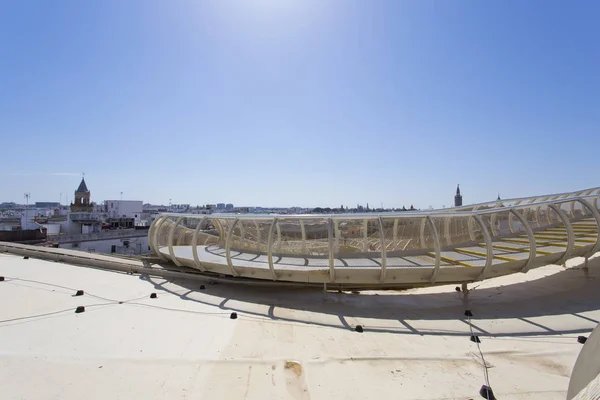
xmin=76 ymin=177 xmax=89 ymax=193
xmin=0 ymin=247 xmax=598 ymax=399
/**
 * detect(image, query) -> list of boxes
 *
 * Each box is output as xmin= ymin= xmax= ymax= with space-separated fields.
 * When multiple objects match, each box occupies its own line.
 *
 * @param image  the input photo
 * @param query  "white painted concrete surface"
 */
xmin=568 ymin=324 xmax=600 ymax=399
xmin=1 ymin=252 xmax=599 ymax=399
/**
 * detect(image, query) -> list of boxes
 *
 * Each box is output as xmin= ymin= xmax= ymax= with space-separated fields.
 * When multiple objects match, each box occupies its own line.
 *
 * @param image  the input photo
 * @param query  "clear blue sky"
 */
xmin=1 ymin=1 xmax=599 ymax=208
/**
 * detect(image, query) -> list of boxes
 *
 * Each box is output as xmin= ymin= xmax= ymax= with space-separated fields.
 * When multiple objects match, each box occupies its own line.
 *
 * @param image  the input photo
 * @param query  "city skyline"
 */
xmin=1 ymin=175 xmax=595 ymax=211
xmin=1 ymin=1 xmax=599 ymax=208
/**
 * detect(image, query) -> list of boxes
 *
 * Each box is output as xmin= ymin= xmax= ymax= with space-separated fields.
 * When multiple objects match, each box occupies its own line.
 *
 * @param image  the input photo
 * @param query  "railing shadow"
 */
xmin=139 ymin=255 xmax=600 ymax=338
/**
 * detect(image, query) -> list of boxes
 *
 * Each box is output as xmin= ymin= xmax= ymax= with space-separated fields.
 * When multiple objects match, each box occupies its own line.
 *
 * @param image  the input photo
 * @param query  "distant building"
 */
xmin=217 ymin=203 xmax=225 ymax=210
xmin=35 ymin=202 xmax=60 ymax=209
xmin=189 ymin=207 xmax=212 ymax=215
xmin=454 ymin=185 xmax=463 ymax=207
xmin=105 ymin=200 xmax=143 ymax=224
xmin=225 ymin=203 xmax=234 ymax=211
xmin=0 ymin=202 xmax=17 ymax=209
xmin=106 ymin=217 xmax=135 ymax=229
xmin=0 ymin=218 xmax=20 ymax=231
xmin=169 ymin=204 xmax=190 ymax=212
xmin=71 ymin=178 xmax=93 ymax=212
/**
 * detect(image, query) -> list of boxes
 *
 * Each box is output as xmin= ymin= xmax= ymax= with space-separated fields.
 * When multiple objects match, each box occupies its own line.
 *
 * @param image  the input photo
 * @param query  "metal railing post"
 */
xmin=334 ymin=220 xmax=340 ymax=254
xmin=490 ymin=213 xmax=498 ymax=237
xmin=239 ymin=221 xmax=245 ymax=248
xmin=509 ymin=209 xmax=536 ymax=273
xmin=300 ymin=220 xmax=307 ymax=254
xmin=151 ymin=216 xmax=169 ymax=261
xmin=276 ymin=221 xmax=282 ymax=253
xmin=168 ymin=216 xmax=184 ymax=266
xmin=267 ymin=218 xmax=278 ymax=280
xmin=147 ymin=216 xmax=159 ymax=254
xmin=419 ymin=218 xmax=427 ymax=247
xmin=444 ymin=217 xmax=452 ymax=246
xmin=475 ymin=215 xmax=494 ymax=280
xmin=328 ymin=218 xmax=336 ymax=282
xmin=392 ymin=218 xmax=398 ymax=250
xmin=508 ymin=212 xmax=515 ymax=234
xmin=225 ymin=219 xmax=240 ymax=277
xmin=467 ymin=216 xmax=476 ymax=241
xmin=546 ymin=204 xmax=553 ymax=226
xmin=191 ymin=216 xmax=208 ymax=271
xmin=210 ymin=219 xmax=224 ymax=247
xmin=379 ymin=217 xmax=388 ymax=282
xmin=362 ymin=218 xmax=368 ymax=252
xmin=254 ymin=221 xmax=261 ymax=252
xmin=427 ymin=216 xmax=441 ymax=284
xmin=549 ymin=204 xmax=574 ymax=265
xmin=535 ymin=205 xmax=542 ymax=229
xmin=577 ymin=199 xmax=600 ymax=255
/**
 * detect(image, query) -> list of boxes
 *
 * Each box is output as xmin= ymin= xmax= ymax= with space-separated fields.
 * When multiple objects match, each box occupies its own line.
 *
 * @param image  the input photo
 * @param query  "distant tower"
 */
xmin=71 ymin=177 xmax=92 ymax=212
xmin=497 ymin=193 xmax=501 ymax=201
xmin=454 ymin=185 xmax=463 ymax=207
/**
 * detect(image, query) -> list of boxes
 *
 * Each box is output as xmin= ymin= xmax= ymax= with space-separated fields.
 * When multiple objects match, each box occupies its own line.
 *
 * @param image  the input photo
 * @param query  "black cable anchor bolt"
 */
xmin=464 ymin=310 xmax=473 ymax=317
xmin=75 ymin=290 xmax=84 ymax=296
xmin=479 ymin=385 xmax=496 ymax=400
xmin=577 ymin=336 xmax=587 ymax=344
xmin=75 ymin=306 xmax=85 ymax=313
xmin=470 ymin=335 xmax=481 ymax=343
xmin=230 ymin=312 xmax=237 ymax=319
xmin=150 ymin=293 xmax=157 ymax=299
xmin=355 ymin=325 xmax=364 ymax=333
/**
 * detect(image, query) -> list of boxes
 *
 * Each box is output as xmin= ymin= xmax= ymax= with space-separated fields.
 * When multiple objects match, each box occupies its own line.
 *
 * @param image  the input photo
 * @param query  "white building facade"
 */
xmin=105 ymin=200 xmax=143 ymax=224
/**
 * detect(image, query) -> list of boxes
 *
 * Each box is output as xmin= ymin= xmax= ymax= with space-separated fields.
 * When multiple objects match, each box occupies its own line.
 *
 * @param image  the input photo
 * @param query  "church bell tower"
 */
xmin=71 ymin=177 xmax=93 ymax=212
xmin=454 ymin=185 xmax=463 ymax=207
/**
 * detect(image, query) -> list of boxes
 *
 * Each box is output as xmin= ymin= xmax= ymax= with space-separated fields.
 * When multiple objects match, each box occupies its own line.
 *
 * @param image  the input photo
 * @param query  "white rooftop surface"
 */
xmin=1 ymin=252 xmax=599 ymax=400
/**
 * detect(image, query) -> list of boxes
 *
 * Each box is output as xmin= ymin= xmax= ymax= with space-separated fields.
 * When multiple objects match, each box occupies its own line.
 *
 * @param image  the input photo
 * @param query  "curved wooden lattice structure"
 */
xmin=149 ymin=187 xmax=600 ymax=288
